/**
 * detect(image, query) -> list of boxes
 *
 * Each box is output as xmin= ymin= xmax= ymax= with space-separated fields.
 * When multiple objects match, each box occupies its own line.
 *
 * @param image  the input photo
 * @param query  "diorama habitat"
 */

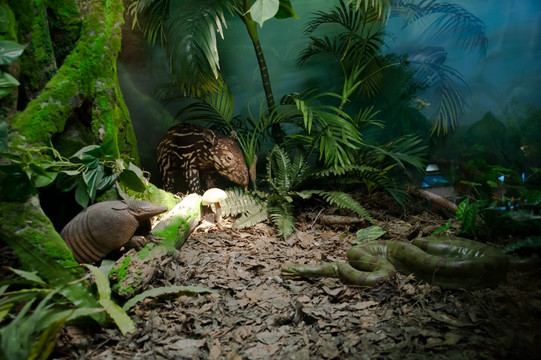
xmin=1 ymin=0 xmax=540 ymax=359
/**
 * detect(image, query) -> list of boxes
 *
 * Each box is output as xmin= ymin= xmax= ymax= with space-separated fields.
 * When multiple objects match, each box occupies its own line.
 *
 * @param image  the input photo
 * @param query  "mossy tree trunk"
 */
xmin=0 ymin=0 xmax=138 ymax=272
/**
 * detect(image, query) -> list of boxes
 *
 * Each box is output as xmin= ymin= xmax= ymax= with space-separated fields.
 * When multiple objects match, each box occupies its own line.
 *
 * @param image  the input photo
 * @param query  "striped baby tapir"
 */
xmin=157 ymin=123 xmax=249 ymax=194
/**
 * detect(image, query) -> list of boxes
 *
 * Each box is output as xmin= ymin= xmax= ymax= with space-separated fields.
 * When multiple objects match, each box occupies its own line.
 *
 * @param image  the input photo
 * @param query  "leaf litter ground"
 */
xmin=54 ymin=193 xmax=541 ymax=359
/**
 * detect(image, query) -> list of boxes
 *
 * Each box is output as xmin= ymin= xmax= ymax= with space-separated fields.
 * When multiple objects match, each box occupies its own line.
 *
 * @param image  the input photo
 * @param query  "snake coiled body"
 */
xmin=282 ymin=236 xmax=511 ymax=289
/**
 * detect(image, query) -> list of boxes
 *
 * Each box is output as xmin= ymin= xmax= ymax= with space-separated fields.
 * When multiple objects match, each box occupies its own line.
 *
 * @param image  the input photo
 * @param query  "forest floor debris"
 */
xmin=53 ymin=194 xmax=541 ymax=359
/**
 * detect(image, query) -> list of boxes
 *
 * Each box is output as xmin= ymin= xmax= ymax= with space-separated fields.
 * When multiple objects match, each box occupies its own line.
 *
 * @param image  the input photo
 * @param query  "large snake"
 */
xmin=281 ymin=236 xmax=526 ymax=289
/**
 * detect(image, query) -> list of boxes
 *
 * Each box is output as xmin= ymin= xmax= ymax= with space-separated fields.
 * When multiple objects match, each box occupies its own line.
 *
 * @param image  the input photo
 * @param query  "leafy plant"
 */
xmin=0 ymin=142 xmax=148 ymax=208
xmin=0 ymin=40 xmax=26 ymax=100
xmin=0 ymin=267 xmax=104 ymax=360
xmin=129 ymin=0 xmax=297 ymax=108
xmin=222 ymin=146 xmax=374 ymax=239
xmin=298 ymin=0 xmax=487 ymax=134
xmin=432 ymin=197 xmax=479 ymax=237
xmin=298 ymin=0 xmax=391 ymax=108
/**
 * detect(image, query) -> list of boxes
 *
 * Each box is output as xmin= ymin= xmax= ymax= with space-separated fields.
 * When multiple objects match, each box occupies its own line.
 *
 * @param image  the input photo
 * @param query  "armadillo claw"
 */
xmin=127 ymin=235 xmax=163 ymax=250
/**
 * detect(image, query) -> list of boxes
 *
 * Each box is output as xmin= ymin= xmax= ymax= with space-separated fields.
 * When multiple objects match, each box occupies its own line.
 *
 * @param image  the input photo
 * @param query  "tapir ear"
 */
xmin=202 ymin=129 xmax=216 ymax=145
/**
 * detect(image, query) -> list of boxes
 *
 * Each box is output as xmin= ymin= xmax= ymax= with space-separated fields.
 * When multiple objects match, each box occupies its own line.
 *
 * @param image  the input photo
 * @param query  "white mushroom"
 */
xmin=202 ymin=188 xmax=228 ymax=223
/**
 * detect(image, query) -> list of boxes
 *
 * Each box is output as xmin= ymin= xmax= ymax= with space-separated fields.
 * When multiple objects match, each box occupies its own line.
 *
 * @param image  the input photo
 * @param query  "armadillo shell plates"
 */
xmin=60 ymin=205 xmax=137 ymax=263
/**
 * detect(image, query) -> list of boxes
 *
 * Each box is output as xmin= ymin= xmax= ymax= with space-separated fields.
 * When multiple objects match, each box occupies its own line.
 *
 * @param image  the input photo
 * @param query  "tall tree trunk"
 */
xmin=240 ymin=11 xmax=285 ymax=142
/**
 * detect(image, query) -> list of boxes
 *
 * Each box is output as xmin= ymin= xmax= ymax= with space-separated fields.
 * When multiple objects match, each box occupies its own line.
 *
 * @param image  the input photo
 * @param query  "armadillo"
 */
xmin=157 ymin=123 xmax=249 ymax=194
xmin=60 ymin=200 xmax=168 ymax=263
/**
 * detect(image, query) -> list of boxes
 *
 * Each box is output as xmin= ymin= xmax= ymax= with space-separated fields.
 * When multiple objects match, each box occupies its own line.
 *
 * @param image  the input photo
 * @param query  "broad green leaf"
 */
xmin=55 ymin=171 xmax=78 ymax=191
xmin=70 ymin=145 xmax=101 ymax=167
xmin=74 ymin=177 xmax=90 ymax=208
xmin=0 ymin=164 xmax=37 ymax=201
xmin=85 ymin=264 xmax=135 ymax=335
xmin=0 ymin=71 xmax=19 ymax=87
xmin=0 ymin=299 xmax=35 ymax=360
xmin=456 ymin=198 xmax=469 ymax=219
xmin=0 ymin=289 xmax=52 ymax=309
xmin=83 ymin=165 xmax=104 ymax=200
xmin=35 ymin=308 xmax=103 ymax=333
xmin=275 ymin=0 xmax=299 ymax=19
xmin=249 ymin=0 xmax=280 ymax=27
xmin=0 ymin=302 xmax=13 ymax=323
xmin=34 ymin=171 xmax=58 ymax=188
xmin=0 ymin=41 xmax=26 ymax=65
xmin=119 ymin=169 xmax=147 ymax=192
xmin=122 ymin=285 xmax=216 ymax=312
xmin=98 ymin=138 xmax=117 ymax=158
xmin=355 ymin=225 xmax=386 ymax=243
xmin=128 ymin=162 xmax=144 ymax=177
xmin=0 ymin=86 xmax=13 ymax=99
xmin=432 ymin=222 xmax=451 ymax=235
xmin=96 ymin=172 xmax=117 ymax=191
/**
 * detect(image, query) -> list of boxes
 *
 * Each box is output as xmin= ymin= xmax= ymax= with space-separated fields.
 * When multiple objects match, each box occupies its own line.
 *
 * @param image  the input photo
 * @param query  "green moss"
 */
xmin=145 ymin=183 xmax=180 ymax=209
xmin=0 ymin=196 xmax=81 ymax=273
xmin=4 ymin=0 xmax=139 ymax=283
xmin=47 ymin=0 xmax=80 ymax=24
xmin=110 ymin=255 xmax=142 ymax=297
xmin=6 ymin=0 xmax=32 ymax=42
xmin=110 ymin=255 xmax=132 ymax=282
xmin=10 ymin=0 xmax=137 ymax=160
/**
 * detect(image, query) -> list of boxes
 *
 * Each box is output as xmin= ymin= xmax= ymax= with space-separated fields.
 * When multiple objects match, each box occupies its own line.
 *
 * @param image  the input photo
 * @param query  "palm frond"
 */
xmin=129 ymin=0 xmax=170 ymax=45
xmin=159 ymin=0 xmax=236 ymax=96
xmin=352 ymin=106 xmax=383 ymax=129
xmin=348 ymin=0 xmax=391 ymax=22
xmin=297 ymin=35 xmax=345 ymax=68
xmin=407 ymin=47 xmax=469 ymax=134
xmin=375 ymin=134 xmax=427 ymax=170
xmin=372 ymin=176 xmax=408 ymax=206
xmin=304 ymin=0 xmax=364 ymax=35
xmin=161 ymin=81 xmax=234 ymax=125
xmin=392 ymin=0 xmax=487 ymax=55
xmin=283 ymin=91 xmax=363 ymax=168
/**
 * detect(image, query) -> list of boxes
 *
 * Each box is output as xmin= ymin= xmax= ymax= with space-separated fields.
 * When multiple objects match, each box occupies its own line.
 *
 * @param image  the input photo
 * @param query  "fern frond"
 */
xmin=233 ymin=205 xmax=269 ymax=229
xmin=317 ymin=191 xmax=374 ymax=223
xmin=268 ymin=203 xmax=296 ymax=239
xmin=221 ymin=189 xmax=265 ymax=217
xmin=314 ymin=164 xmax=377 ymax=177
xmin=267 ymin=146 xmax=293 ymax=193
xmin=290 ymin=151 xmax=312 ymax=188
